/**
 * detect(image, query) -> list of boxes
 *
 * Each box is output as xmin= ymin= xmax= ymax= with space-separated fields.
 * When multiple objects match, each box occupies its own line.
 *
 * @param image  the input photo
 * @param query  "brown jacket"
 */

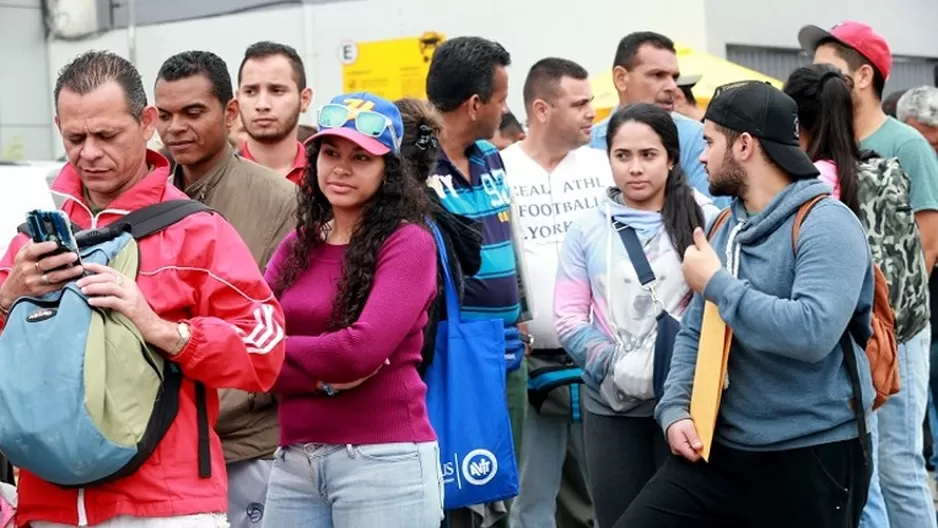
xmin=173 ymin=146 xmax=297 ymax=463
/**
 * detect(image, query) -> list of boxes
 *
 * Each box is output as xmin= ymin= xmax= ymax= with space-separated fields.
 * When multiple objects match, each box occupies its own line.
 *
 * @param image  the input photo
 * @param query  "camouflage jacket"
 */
xmin=857 ymin=153 xmax=930 ymax=343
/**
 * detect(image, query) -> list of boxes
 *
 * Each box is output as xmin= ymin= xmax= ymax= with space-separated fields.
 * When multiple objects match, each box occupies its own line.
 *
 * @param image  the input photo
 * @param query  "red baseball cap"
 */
xmin=798 ymin=21 xmax=892 ymax=79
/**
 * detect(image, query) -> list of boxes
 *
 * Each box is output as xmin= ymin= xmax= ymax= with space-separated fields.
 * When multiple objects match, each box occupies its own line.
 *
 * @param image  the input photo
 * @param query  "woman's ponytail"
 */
xmin=784 ymin=65 xmax=861 ymax=215
xmin=394 ymin=98 xmax=444 ymax=183
xmin=815 ymin=71 xmax=861 ymax=215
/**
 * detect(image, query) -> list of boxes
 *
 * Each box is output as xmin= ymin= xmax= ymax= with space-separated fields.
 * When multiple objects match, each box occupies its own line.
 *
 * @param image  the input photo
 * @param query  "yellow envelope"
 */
xmin=689 ymin=301 xmax=732 ymax=461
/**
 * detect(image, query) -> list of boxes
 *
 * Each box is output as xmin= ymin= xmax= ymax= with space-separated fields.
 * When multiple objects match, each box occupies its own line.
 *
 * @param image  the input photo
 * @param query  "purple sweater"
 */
xmin=264 ymin=223 xmax=438 ymax=446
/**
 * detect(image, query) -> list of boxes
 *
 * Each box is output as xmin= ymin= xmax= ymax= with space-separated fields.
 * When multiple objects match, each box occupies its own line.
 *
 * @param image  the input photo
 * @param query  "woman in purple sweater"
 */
xmin=262 ymin=92 xmax=442 ymax=528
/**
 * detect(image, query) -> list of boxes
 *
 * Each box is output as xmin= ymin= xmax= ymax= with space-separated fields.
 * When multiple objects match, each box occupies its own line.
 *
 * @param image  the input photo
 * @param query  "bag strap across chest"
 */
xmin=75 ymin=200 xmax=213 ymax=247
xmin=18 ymin=200 xmax=213 ymax=248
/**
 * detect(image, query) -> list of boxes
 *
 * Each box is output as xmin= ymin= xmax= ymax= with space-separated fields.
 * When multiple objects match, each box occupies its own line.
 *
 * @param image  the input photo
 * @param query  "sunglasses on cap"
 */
xmin=317 ymin=104 xmax=399 ymax=146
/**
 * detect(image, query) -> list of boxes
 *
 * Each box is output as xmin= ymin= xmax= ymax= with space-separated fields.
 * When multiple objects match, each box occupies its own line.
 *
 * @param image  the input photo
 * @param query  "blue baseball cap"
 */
xmin=311 ymin=92 xmax=404 ymax=156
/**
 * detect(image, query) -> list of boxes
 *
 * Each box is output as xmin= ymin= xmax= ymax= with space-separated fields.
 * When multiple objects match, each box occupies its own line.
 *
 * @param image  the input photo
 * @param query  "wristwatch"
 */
xmin=170 ymin=322 xmax=191 ymax=355
xmin=520 ymin=333 xmax=535 ymax=348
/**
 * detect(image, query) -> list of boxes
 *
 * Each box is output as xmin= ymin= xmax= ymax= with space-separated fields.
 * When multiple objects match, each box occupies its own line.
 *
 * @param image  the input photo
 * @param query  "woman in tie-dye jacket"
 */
xmin=553 ymin=104 xmax=719 ymax=527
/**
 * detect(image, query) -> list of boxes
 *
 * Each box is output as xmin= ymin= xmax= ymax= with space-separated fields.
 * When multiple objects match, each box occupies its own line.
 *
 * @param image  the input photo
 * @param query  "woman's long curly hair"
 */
xmin=274 ymin=137 xmax=431 ymax=329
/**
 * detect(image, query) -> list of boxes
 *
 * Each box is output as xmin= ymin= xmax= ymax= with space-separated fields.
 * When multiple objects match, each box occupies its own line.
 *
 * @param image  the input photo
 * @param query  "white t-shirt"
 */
xmin=502 ymin=143 xmax=614 ymax=349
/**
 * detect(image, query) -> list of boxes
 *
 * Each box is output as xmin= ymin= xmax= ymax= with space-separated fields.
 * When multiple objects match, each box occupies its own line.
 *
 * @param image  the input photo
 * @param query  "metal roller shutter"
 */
xmin=726 ymin=44 xmax=938 ymax=94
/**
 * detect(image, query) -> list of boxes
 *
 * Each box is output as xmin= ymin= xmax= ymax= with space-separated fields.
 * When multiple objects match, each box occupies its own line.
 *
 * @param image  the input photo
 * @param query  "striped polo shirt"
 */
xmin=430 ymin=140 xmax=521 ymax=325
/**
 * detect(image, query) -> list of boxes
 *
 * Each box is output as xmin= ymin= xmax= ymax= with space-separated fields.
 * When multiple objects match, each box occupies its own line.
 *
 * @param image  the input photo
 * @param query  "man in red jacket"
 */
xmin=0 ymin=51 xmax=286 ymax=528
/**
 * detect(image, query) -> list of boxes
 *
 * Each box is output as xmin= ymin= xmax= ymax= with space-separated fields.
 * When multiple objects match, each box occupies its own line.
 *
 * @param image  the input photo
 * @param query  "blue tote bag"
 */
xmin=424 ymin=223 xmax=519 ymax=509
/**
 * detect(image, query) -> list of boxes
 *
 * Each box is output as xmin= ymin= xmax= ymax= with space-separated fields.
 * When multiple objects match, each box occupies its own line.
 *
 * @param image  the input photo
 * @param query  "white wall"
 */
xmin=704 ymin=0 xmax=938 ymax=58
xmin=0 ymin=0 xmax=53 ymax=160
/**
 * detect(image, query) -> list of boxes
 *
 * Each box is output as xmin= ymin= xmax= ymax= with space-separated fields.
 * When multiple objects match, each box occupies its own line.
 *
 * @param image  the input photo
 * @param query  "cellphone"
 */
xmin=25 ymin=210 xmax=82 ymax=267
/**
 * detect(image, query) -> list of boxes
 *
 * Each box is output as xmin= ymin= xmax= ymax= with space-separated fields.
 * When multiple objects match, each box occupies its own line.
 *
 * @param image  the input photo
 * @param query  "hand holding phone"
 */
xmin=0 ymin=243 xmax=82 ymax=309
xmin=25 ymin=210 xmax=82 ymax=270
xmin=0 ymin=212 xmax=85 ymax=311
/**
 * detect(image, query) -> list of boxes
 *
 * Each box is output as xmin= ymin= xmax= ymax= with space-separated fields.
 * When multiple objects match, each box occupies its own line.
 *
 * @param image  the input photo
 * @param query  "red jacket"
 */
xmin=0 ymin=151 xmax=286 ymax=526
xmin=240 ymin=140 xmax=307 ymax=185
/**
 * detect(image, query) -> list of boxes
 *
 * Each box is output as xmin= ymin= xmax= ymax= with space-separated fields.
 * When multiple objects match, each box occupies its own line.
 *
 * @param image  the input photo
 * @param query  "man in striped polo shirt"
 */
xmin=427 ymin=36 xmax=527 ymax=528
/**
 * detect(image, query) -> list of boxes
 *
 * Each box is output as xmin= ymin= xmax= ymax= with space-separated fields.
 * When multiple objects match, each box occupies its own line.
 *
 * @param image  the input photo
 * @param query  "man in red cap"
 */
xmin=801 ymin=20 xmax=938 ymax=528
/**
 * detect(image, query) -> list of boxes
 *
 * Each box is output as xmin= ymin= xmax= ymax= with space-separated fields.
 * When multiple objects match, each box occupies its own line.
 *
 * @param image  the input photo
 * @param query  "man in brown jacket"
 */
xmin=155 ymin=50 xmax=297 ymax=528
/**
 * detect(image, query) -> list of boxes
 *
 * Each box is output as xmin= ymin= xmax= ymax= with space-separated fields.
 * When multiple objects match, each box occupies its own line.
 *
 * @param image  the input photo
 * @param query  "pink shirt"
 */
xmin=265 ymin=223 xmax=438 ymax=446
xmin=815 ymin=159 xmax=840 ymax=200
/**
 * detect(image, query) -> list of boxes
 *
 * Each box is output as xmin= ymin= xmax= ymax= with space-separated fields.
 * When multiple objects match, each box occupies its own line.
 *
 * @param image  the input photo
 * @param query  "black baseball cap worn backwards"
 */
xmin=704 ymin=81 xmax=820 ymax=179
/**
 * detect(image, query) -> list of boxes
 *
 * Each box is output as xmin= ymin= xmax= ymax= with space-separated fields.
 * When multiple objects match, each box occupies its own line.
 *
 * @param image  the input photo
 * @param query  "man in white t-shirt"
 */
xmin=504 ymin=57 xmax=613 ymax=528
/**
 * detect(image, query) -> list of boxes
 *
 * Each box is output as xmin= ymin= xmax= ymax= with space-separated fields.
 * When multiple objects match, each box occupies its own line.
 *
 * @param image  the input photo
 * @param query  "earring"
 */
xmin=668 ymin=165 xmax=674 ymax=171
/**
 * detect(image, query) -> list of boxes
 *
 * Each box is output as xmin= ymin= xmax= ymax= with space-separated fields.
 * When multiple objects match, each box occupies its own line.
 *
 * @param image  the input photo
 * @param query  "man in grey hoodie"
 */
xmin=614 ymin=81 xmax=875 ymax=528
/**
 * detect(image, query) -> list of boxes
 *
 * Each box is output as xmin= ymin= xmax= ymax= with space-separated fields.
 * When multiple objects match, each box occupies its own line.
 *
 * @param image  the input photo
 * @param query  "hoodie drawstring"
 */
xmin=725 ymin=221 xmax=744 ymax=279
xmin=720 ymin=220 xmax=744 ymax=390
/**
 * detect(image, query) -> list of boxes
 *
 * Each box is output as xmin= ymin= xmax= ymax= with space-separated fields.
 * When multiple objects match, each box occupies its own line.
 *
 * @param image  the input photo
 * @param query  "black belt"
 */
xmin=531 ymin=348 xmax=567 ymax=357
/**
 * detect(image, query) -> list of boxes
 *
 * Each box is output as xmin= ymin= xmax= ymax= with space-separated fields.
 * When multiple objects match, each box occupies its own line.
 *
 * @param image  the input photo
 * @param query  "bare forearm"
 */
xmin=915 ymin=211 xmax=938 ymax=271
xmin=138 ymin=316 xmax=182 ymax=355
xmin=924 ymin=249 xmax=937 ymax=273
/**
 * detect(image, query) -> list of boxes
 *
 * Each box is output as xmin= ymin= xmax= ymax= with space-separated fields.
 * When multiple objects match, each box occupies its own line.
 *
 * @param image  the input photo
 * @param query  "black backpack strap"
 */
xmin=19 ymin=200 xmax=212 ymax=246
xmin=73 ymin=200 xmax=214 ymax=248
xmin=0 ymin=454 xmax=13 ymax=485
xmin=840 ymin=332 xmax=870 ymax=465
xmin=119 ymin=200 xmax=214 ymax=239
xmin=194 ymin=382 xmax=211 ymax=478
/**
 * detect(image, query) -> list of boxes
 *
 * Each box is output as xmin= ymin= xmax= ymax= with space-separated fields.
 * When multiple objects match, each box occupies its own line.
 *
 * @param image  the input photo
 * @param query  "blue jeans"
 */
xmin=263 ymin=442 xmax=444 ymax=528
xmin=864 ymin=327 xmax=936 ymax=528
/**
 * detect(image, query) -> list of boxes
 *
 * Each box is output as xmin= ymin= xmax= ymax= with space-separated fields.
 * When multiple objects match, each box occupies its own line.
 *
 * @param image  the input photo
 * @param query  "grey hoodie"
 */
xmin=656 ymin=179 xmax=875 ymax=451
